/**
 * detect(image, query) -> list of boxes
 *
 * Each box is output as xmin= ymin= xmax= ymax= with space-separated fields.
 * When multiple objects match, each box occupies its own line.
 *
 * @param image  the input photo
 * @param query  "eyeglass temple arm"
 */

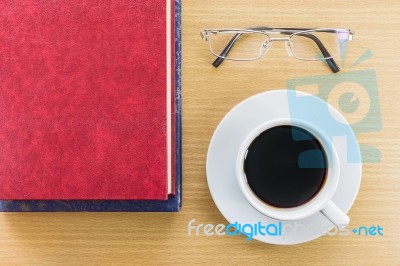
xmin=212 ymin=33 xmax=244 ymax=67
xmin=212 ymin=27 xmax=340 ymax=73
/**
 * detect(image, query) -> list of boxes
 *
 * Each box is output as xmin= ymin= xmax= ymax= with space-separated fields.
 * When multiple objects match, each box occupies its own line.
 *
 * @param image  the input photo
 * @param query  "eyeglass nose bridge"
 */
xmin=269 ymin=37 xmax=290 ymax=41
xmin=262 ymin=37 xmax=294 ymax=57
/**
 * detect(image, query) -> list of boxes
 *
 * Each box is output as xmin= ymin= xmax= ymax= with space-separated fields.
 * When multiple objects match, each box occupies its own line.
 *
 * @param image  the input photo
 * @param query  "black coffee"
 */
xmin=244 ymin=125 xmax=327 ymax=208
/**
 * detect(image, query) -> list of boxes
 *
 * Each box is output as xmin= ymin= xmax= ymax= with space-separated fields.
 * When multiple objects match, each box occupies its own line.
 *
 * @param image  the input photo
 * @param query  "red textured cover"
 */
xmin=0 ymin=0 xmax=170 ymax=200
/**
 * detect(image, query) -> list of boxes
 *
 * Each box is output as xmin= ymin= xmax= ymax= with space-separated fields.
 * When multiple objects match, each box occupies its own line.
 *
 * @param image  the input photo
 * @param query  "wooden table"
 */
xmin=1 ymin=1 xmax=399 ymax=265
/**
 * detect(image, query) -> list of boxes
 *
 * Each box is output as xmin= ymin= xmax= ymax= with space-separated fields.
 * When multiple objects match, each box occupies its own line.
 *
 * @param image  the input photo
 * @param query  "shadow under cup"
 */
xmin=243 ymin=125 xmax=329 ymax=209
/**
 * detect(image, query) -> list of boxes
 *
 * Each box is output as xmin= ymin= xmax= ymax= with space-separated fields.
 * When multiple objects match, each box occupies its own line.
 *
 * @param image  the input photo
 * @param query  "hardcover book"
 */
xmin=0 ymin=0 xmax=181 ymax=211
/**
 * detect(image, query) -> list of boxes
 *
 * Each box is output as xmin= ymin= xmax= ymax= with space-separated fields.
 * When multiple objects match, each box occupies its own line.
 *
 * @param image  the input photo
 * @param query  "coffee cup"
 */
xmin=236 ymin=117 xmax=350 ymax=226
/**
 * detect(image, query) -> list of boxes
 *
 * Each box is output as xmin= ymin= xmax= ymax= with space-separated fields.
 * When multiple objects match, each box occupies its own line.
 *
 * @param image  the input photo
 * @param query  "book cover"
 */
xmin=0 ymin=0 xmax=181 ymax=211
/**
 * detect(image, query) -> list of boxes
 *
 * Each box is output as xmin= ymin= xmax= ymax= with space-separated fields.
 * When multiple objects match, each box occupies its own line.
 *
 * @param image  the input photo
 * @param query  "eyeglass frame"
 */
xmin=201 ymin=27 xmax=354 ymax=73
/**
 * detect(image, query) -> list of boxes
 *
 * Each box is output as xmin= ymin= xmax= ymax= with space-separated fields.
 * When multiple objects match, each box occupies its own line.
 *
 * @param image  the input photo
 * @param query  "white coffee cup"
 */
xmin=236 ymin=117 xmax=350 ymax=226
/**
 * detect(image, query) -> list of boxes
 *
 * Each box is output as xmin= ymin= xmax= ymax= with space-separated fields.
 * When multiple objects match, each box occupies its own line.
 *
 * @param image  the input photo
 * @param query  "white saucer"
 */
xmin=206 ymin=90 xmax=362 ymax=245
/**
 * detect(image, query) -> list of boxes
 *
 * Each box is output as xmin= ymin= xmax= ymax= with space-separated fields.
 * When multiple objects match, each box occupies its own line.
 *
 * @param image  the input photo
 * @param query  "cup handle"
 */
xmin=321 ymin=201 xmax=350 ymax=227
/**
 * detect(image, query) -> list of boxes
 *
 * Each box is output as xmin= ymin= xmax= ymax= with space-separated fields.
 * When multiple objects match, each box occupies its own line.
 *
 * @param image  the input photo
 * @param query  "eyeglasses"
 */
xmin=201 ymin=27 xmax=354 ymax=73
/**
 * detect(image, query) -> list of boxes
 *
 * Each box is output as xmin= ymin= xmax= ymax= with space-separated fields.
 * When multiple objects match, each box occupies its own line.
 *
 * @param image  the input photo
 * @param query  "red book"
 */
xmin=0 ymin=0 xmax=174 ymax=200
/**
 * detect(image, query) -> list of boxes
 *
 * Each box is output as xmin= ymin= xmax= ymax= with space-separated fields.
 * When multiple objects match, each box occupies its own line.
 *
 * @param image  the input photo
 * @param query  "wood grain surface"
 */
xmin=0 ymin=1 xmax=399 ymax=265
